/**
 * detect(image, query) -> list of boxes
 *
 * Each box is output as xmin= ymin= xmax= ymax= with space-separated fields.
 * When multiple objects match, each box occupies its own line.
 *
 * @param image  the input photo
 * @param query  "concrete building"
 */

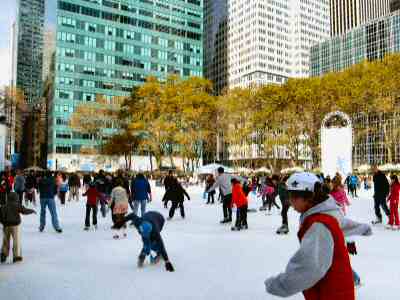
xmin=50 ymin=0 xmax=203 ymax=170
xmin=42 ymin=29 xmax=56 ymax=81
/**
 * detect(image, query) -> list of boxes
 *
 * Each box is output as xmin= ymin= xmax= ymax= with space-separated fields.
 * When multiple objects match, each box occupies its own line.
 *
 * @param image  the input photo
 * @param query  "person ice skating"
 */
xmin=386 ymin=174 xmax=400 ymax=230
xmin=205 ymin=174 xmax=216 ymax=204
xmin=14 ymin=169 xmax=25 ymax=204
xmin=110 ymin=179 xmax=129 ymax=239
xmin=260 ymin=176 xmax=280 ymax=213
xmin=0 ymin=191 xmax=36 ymax=263
xmin=83 ymin=182 xmax=99 ymax=230
xmin=372 ymin=165 xmax=390 ymax=224
xmin=163 ymin=171 xmax=176 ymax=208
xmin=130 ymin=173 xmax=152 ymax=217
xmin=265 ymin=172 xmax=372 ymax=299
xmin=163 ymin=179 xmax=190 ymax=220
xmin=207 ymin=167 xmax=233 ymax=224
xmin=68 ymin=173 xmax=81 ymax=202
xmin=116 ymin=211 xmax=175 ymax=272
xmin=231 ymin=178 xmax=248 ymax=231
xmin=38 ymin=172 xmax=62 ymax=233
xmin=276 ymin=175 xmax=290 ymax=235
xmin=58 ymin=173 xmax=68 ymax=205
xmin=24 ymin=171 xmax=37 ymax=206
xmin=330 ymin=176 xmax=350 ymax=215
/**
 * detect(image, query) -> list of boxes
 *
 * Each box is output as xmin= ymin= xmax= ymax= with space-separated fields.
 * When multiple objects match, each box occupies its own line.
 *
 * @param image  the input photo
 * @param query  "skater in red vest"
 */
xmin=265 ymin=172 xmax=372 ymax=300
xmin=386 ymin=174 xmax=400 ymax=230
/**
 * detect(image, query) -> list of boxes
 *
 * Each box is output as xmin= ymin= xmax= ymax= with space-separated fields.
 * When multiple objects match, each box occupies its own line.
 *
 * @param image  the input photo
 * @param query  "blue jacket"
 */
xmin=38 ymin=177 xmax=57 ymax=199
xmin=124 ymin=211 xmax=168 ymax=261
xmin=131 ymin=176 xmax=151 ymax=201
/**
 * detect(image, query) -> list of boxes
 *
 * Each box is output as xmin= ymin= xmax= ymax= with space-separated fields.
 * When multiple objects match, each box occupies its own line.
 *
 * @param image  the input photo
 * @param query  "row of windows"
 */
xmin=58 ymin=1 xmax=202 ymax=41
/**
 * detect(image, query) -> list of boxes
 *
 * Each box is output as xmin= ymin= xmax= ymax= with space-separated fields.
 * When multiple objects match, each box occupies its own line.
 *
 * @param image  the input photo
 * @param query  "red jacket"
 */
xmin=388 ymin=182 xmax=400 ymax=203
xmin=298 ymin=214 xmax=355 ymax=300
xmin=231 ymin=183 xmax=248 ymax=208
xmin=84 ymin=187 xmax=99 ymax=206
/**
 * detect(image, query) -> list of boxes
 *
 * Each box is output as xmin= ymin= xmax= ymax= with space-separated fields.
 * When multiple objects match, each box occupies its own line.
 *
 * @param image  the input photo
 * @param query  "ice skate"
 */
xmin=276 ymin=225 xmax=289 ymax=235
xmin=0 ymin=253 xmax=6 ymax=263
xmin=371 ymin=219 xmax=382 ymax=225
xmin=84 ymin=226 xmax=90 ymax=231
xmin=231 ymin=226 xmax=241 ymax=231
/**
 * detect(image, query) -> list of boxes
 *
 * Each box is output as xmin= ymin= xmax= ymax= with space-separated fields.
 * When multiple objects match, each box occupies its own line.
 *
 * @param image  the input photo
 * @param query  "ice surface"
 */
xmin=0 ymin=185 xmax=398 ymax=300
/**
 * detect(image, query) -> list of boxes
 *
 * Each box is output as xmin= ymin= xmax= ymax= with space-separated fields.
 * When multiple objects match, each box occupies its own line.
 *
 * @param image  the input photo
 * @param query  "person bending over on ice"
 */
xmin=265 ymin=172 xmax=372 ymax=300
xmin=115 ymin=211 xmax=175 ymax=272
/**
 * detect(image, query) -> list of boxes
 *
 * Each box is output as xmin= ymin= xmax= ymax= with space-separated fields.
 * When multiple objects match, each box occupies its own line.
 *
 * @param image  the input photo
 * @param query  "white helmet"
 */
xmin=287 ymin=172 xmax=321 ymax=193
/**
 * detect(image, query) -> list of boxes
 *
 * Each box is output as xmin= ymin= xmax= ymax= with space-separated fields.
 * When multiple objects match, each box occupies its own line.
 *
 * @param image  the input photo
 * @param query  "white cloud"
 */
xmin=0 ymin=47 xmax=11 ymax=88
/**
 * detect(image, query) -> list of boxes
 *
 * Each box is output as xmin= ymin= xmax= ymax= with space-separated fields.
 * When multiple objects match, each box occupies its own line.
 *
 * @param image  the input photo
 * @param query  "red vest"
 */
xmin=298 ymin=214 xmax=355 ymax=300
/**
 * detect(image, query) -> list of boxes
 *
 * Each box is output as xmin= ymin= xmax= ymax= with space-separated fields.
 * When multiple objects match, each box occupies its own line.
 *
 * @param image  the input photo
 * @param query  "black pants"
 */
xmin=207 ymin=192 xmax=215 ymax=204
xmin=16 ymin=191 xmax=24 ymax=204
xmin=223 ymin=194 xmax=232 ymax=221
xmin=374 ymin=195 xmax=390 ymax=220
xmin=169 ymin=201 xmax=185 ymax=219
xmin=85 ymin=204 xmax=98 ymax=227
xmin=267 ymin=195 xmax=280 ymax=211
xmin=281 ymin=203 xmax=290 ymax=226
xmin=59 ymin=191 xmax=67 ymax=205
xmin=235 ymin=205 xmax=248 ymax=227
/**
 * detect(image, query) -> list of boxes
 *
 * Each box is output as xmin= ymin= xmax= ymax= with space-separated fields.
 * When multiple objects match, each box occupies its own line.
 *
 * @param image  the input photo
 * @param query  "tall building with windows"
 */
xmin=330 ymin=0 xmax=390 ymax=37
xmin=42 ymin=30 xmax=56 ymax=81
xmin=50 ymin=0 xmax=203 ymax=169
xmin=14 ymin=0 xmax=45 ymax=104
xmin=227 ymin=0 xmax=330 ymax=88
xmin=204 ymin=0 xmax=228 ymax=94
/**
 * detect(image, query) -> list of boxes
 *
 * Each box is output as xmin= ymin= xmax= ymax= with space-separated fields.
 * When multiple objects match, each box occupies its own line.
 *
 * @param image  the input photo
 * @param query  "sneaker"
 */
xmin=0 ymin=253 xmax=6 ymax=263
xmin=372 ymin=219 xmax=382 ymax=225
xmin=56 ymin=229 xmax=63 ymax=233
xmin=13 ymin=257 xmax=23 ymax=263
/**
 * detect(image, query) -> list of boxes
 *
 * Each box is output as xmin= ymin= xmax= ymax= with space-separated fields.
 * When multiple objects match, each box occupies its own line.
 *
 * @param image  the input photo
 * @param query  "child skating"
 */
xmin=231 ymin=178 xmax=248 ymax=231
xmin=115 ymin=211 xmax=175 ymax=272
xmin=82 ymin=182 xmax=99 ymax=231
xmin=110 ymin=179 xmax=129 ymax=239
xmin=265 ymin=172 xmax=372 ymax=299
xmin=386 ymin=174 xmax=400 ymax=230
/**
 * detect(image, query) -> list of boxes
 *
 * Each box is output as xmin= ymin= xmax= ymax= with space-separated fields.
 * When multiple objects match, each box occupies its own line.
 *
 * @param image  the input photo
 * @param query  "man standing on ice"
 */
xmin=116 ymin=211 xmax=175 ymax=272
xmin=372 ymin=165 xmax=390 ymax=224
xmin=207 ymin=167 xmax=233 ymax=224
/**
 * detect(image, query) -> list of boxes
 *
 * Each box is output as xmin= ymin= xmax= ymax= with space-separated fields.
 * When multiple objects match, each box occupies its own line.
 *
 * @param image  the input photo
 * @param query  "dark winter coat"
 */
xmin=162 ymin=183 xmax=190 ymax=203
xmin=131 ymin=175 xmax=151 ymax=201
xmin=124 ymin=211 xmax=169 ymax=261
xmin=0 ymin=192 xmax=35 ymax=226
xmin=38 ymin=176 xmax=57 ymax=199
xmin=373 ymin=171 xmax=390 ymax=198
xmin=164 ymin=175 xmax=175 ymax=190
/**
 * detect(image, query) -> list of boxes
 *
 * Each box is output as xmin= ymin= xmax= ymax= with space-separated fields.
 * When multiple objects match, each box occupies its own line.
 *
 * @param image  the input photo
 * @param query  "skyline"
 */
xmin=0 ymin=0 xmax=56 ymax=88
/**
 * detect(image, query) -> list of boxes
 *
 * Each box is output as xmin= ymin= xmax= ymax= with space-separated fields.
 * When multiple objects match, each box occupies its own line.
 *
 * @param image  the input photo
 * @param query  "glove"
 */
xmin=347 ymin=241 xmax=357 ymax=255
xmin=165 ymin=261 xmax=175 ymax=272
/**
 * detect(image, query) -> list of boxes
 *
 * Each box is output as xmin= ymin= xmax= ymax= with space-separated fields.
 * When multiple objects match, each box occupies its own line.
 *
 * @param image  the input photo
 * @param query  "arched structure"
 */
xmin=321 ymin=111 xmax=353 ymax=177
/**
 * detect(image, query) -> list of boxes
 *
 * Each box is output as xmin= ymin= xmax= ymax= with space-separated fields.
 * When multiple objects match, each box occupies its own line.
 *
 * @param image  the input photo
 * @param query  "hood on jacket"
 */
xmin=300 ymin=197 xmax=342 ymax=225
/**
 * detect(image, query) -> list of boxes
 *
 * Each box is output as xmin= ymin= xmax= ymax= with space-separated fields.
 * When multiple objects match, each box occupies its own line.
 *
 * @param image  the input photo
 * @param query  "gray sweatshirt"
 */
xmin=207 ymin=173 xmax=233 ymax=196
xmin=265 ymin=197 xmax=372 ymax=297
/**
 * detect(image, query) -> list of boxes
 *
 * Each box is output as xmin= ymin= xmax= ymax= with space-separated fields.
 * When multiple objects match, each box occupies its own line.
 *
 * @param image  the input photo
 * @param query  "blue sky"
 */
xmin=0 ymin=0 xmax=57 ymax=87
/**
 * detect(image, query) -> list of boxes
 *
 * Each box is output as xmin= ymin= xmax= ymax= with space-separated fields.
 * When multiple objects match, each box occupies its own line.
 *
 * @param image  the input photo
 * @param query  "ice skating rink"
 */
xmin=0 ymin=185 xmax=398 ymax=300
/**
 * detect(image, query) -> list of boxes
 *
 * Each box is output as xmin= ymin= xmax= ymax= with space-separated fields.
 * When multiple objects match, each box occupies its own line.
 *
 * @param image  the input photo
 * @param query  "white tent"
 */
xmin=196 ymin=163 xmax=234 ymax=174
xmin=255 ymin=167 xmax=271 ymax=174
xmin=235 ymin=167 xmax=253 ymax=174
xmin=281 ymin=166 xmax=304 ymax=174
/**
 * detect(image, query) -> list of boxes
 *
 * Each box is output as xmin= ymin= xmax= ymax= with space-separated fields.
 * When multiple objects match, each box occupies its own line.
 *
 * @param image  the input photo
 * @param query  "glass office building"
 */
xmin=50 ymin=0 xmax=203 ymax=166
xmin=311 ymin=11 xmax=400 ymax=77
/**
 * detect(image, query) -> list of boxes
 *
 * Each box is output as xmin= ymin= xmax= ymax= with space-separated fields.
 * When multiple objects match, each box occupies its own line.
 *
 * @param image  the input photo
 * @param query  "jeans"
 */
xmin=222 ymin=194 xmax=232 ymax=221
xmin=374 ymin=195 xmax=390 ymax=220
xmin=141 ymin=240 xmax=160 ymax=257
xmin=133 ymin=199 xmax=147 ymax=217
xmin=85 ymin=204 xmax=98 ymax=227
xmin=15 ymin=191 xmax=24 ymax=204
xmin=40 ymin=197 xmax=61 ymax=231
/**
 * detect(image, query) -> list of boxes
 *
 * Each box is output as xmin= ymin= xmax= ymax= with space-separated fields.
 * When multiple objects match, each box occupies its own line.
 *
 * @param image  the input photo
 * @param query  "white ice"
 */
xmin=0 ymin=185 xmax=399 ymax=300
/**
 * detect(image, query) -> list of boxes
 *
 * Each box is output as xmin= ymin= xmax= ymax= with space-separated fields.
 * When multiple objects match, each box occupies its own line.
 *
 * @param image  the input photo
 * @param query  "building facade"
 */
xmin=14 ymin=0 xmax=45 ymax=104
xmin=203 ymin=0 xmax=228 ymax=95
xmin=330 ymin=0 xmax=390 ymax=37
xmin=51 ymin=0 xmax=203 ymax=170
xmin=311 ymin=10 xmax=400 ymax=76
xmin=226 ymin=0 xmax=330 ymax=89
xmin=42 ymin=30 xmax=56 ymax=81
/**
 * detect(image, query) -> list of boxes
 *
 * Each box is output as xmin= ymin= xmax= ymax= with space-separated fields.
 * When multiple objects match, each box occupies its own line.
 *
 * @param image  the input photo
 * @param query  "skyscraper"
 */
xmin=14 ymin=0 xmax=45 ymax=104
xmin=50 ymin=0 xmax=203 ymax=169
xmin=204 ymin=0 xmax=228 ymax=94
xmin=42 ymin=29 xmax=56 ymax=81
xmin=227 ymin=0 xmax=330 ymax=88
xmin=330 ymin=0 xmax=390 ymax=36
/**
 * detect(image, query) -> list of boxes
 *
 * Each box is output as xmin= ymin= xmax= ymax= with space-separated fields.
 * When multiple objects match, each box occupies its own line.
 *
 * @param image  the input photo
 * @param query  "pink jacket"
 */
xmin=330 ymin=188 xmax=350 ymax=214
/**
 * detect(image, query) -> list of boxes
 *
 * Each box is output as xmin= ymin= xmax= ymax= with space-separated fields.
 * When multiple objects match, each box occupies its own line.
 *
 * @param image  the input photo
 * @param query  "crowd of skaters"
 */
xmin=0 ymin=164 xmax=399 ymax=299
